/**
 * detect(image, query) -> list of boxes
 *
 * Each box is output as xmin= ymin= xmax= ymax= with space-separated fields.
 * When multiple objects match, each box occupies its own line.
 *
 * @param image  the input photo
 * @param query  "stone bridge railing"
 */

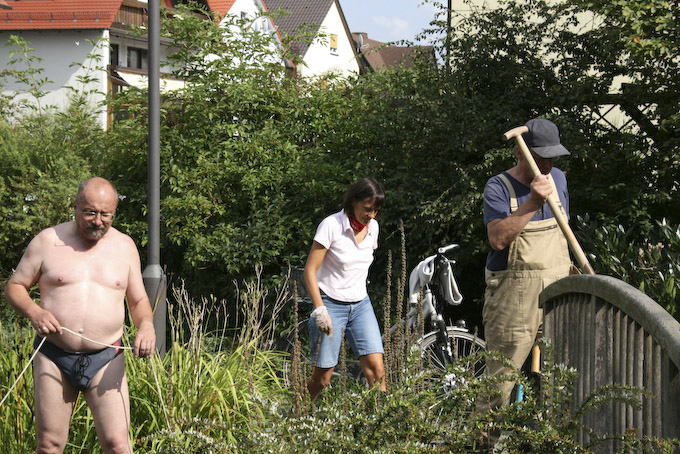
xmin=541 ymin=274 xmax=680 ymax=452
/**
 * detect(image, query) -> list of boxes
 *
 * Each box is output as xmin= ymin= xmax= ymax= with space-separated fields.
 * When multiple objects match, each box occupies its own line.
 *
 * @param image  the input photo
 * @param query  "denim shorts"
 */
xmin=308 ymin=293 xmax=384 ymax=369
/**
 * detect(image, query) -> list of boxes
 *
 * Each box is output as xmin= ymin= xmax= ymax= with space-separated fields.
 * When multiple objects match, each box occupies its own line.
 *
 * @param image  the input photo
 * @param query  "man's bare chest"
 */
xmin=40 ymin=246 xmax=129 ymax=291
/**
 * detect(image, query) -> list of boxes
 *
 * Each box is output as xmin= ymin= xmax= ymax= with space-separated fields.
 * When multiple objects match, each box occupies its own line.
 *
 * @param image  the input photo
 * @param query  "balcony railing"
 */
xmin=114 ymin=4 xmax=147 ymax=28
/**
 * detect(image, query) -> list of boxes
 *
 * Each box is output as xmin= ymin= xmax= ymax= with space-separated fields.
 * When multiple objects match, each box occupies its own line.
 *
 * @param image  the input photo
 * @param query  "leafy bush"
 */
xmin=0 ymin=35 xmax=105 ymax=279
xmin=102 ymin=7 xmax=353 ymax=298
xmin=577 ymin=216 xmax=680 ymax=318
xmin=2 ymin=0 xmax=679 ymax=323
xmin=229 ymin=339 xmax=679 ymax=454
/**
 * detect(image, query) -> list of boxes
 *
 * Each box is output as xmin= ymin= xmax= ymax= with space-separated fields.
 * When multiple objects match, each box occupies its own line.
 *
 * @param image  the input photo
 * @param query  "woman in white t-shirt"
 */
xmin=303 ymin=178 xmax=386 ymax=400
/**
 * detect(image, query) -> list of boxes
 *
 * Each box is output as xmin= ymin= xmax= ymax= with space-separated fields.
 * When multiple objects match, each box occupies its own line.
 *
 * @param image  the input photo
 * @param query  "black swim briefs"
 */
xmin=33 ymin=336 xmax=124 ymax=391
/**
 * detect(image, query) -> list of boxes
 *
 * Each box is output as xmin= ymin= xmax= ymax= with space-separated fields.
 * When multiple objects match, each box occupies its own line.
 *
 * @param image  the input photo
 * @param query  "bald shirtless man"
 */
xmin=4 ymin=177 xmax=156 ymax=454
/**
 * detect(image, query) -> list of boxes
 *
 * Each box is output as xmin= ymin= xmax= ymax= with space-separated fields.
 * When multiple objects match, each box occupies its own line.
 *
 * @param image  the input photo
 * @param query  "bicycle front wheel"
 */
xmin=419 ymin=326 xmax=486 ymax=377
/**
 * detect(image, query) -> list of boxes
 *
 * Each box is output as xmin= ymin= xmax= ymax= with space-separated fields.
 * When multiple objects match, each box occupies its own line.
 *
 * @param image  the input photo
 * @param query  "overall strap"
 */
xmin=499 ymin=172 xmax=565 ymax=217
xmin=497 ymin=173 xmax=518 ymax=213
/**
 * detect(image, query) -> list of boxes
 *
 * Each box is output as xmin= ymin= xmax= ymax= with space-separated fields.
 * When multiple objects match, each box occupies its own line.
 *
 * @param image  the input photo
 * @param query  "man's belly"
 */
xmin=40 ymin=288 xmax=126 ymax=352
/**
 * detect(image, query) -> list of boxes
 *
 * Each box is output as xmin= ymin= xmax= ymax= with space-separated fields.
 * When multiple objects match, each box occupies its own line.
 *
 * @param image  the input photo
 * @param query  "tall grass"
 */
xmin=0 ymin=322 xmax=103 ymax=452
xmin=0 ymin=270 xmax=288 ymax=454
xmin=1 ymin=322 xmax=37 ymax=453
xmin=132 ymin=272 xmax=288 ymax=452
xmin=382 ymin=219 xmax=426 ymax=388
xmin=3 ymin=258 xmax=679 ymax=453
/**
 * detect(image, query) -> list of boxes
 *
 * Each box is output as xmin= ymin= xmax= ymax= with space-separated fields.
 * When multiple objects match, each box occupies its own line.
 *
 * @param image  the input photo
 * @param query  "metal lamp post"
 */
xmin=142 ymin=0 xmax=167 ymax=357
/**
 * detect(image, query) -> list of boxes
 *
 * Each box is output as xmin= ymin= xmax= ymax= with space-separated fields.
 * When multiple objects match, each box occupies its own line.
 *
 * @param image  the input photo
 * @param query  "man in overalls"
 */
xmin=481 ymin=118 xmax=572 ymax=436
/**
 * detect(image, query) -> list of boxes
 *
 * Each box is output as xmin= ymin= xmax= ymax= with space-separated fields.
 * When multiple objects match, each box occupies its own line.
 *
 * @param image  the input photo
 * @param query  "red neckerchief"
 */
xmin=348 ymin=214 xmax=367 ymax=233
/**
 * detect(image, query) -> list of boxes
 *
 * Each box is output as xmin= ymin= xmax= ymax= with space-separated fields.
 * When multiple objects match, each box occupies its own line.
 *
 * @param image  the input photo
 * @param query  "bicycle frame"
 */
xmin=399 ymin=244 xmax=471 ymax=367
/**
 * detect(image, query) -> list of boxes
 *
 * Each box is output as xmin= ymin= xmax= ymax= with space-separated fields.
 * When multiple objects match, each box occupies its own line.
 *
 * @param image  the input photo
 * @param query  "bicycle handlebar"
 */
xmin=437 ymin=244 xmax=460 ymax=255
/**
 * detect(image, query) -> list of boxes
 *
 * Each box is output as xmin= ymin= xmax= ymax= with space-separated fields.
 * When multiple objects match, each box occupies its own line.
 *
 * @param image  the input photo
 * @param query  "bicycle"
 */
xmin=281 ymin=243 xmax=486 ymax=387
xmin=400 ymin=244 xmax=486 ymax=376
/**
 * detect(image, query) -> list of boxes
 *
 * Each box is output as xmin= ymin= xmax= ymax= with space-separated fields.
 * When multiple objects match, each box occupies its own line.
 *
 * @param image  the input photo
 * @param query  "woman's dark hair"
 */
xmin=342 ymin=178 xmax=385 ymax=215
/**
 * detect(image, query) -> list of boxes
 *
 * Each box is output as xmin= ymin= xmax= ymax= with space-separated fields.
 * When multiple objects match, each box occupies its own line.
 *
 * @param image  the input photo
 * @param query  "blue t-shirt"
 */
xmin=483 ymin=168 xmax=569 ymax=271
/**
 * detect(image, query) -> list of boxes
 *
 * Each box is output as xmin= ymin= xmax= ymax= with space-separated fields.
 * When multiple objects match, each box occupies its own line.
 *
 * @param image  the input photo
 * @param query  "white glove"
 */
xmin=311 ymin=305 xmax=333 ymax=337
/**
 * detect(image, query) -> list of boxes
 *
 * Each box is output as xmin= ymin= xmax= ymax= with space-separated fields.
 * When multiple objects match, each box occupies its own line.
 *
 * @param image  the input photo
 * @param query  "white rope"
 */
xmin=0 ymin=336 xmax=47 ymax=408
xmin=0 ymin=327 xmax=173 ymax=435
xmin=60 ymin=327 xmax=134 ymax=350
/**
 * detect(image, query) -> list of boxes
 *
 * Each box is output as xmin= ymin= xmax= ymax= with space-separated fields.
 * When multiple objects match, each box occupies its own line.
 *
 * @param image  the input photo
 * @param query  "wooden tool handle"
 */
xmin=503 ymin=127 xmax=595 ymax=275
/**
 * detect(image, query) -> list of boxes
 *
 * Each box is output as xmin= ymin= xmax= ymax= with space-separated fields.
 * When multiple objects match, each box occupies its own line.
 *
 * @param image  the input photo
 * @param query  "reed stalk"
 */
xmin=383 ymin=250 xmax=393 ymax=387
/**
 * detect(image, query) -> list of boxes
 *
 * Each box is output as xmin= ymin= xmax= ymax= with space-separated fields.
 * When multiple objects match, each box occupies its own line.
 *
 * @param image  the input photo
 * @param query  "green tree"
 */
xmin=0 ymin=36 xmax=104 ymax=279
xmin=0 ymin=0 xmax=669 ymax=321
xmin=103 ymin=7 xmax=355 ymax=296
xmin=315 ymin=0 xmax=679 ymax=320
xmin=100 ymin=0 xmax=679 ymax=320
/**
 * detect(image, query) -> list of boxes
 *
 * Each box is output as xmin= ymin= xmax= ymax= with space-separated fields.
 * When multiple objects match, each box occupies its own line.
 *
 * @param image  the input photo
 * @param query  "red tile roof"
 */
xmin=0 ymin=0 xmax=277 ymax=38
xmin=205 ymin=0 xmax=236 ymax=21
xmin=0 ymin=0 xmax=124 ymax=30
xmin=353 ymin=32 xmax=434 ymax=71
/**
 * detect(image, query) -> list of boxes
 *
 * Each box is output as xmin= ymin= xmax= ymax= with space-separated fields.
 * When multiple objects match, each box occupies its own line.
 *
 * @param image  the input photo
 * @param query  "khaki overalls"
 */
xmin=482 ymin=173 xmax=571 ymax=408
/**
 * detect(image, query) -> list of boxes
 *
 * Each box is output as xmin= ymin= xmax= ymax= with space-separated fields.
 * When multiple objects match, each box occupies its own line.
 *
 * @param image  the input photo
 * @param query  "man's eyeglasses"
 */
xmin=80 ymin=210 xmax=114 ymax=221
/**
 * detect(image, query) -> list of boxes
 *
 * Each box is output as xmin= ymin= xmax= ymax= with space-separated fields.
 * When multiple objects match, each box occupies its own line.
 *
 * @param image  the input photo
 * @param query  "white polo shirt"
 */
xmin=313 ymin=210 xmax=379 ymax=302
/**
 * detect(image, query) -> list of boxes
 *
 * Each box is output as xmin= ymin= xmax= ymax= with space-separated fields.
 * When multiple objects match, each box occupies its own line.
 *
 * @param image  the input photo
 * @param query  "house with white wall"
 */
xmin=0 ymin=0 xmax=121 ymax=125
xmin=0 ymin=0 xmax=282 ymax=127
xmin=265 ymin=0 xmax=362 ymax=79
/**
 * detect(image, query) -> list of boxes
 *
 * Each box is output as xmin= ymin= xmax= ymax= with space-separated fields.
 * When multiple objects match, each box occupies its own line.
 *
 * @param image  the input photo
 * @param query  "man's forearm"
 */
xmin=129 ymin=302 xmax=154 ymax=330
xmin=487 ymin=208 xmax=539 ymax=250
xmin=4 ymin=282 xmax=39 ymax=319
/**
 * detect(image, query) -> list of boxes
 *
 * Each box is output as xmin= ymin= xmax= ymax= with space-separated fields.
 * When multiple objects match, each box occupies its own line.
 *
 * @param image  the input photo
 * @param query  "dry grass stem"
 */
xmin=383 ymin=250 xmax=393 ymax=387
